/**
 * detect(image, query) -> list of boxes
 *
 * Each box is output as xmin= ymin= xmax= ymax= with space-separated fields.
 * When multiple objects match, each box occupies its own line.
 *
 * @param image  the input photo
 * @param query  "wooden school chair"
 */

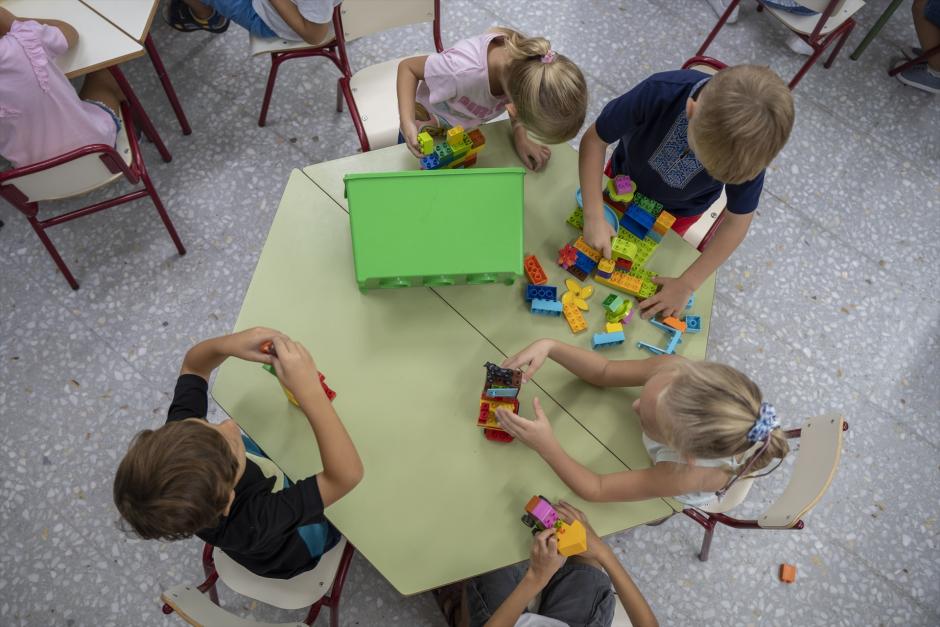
xmin=0 ymin=102 xmax=186 ymax=290
xmin=696 ymin=0 xmax=865 ymax=89
xmin=335 ymin=0 xmax=444 ymax=152
xmin=250 ymin=6 xmax=348 ymax=127
xmin=681 ymin=413 xmax=848 ymax=561
xmin=161 ymin=538 xmax=356 ymax=627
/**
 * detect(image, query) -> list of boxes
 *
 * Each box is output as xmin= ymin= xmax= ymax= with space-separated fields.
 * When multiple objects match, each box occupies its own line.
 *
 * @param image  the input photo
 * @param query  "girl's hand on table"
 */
xmin=513 ymin=134 xmax=551 ymax=171
xmin=400 ymin=119 xmax=424 ymax=158
xmin=502 ymin=339 xmax=554 ymax=383
xmin=495 ymin=397 xmax=557 ymax=454
xmin=583 ymin=213 xmax=615 ymax=259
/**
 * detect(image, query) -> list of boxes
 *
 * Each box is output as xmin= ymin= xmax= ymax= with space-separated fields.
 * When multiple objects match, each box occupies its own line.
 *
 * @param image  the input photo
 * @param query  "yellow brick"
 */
xmin=556 ymin=520 xmax=588 ymax=556
xmin=605 ymin=322 xmax=623 ymax=333
xmin=563 ymin=303 xmax=587 ymax=334
xmin=446 ymin=126 xmax=465 ymax=146
xmin=595 ymin=271 xmax=643 ymax=296
xmin=597 ymin=258 xmax=615 ymax=274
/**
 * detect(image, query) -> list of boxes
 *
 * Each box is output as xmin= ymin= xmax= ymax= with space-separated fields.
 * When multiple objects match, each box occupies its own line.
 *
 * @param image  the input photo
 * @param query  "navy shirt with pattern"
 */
xmin=595 ymin=69 xmax=765 ymax=218
xmin=166 ymin=374 xmax=335 ymax=579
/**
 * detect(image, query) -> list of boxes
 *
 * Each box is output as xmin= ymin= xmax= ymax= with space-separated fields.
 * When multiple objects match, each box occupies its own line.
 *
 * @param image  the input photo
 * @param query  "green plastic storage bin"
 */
xmin=344 ymin=168 xmax=525 ymax=292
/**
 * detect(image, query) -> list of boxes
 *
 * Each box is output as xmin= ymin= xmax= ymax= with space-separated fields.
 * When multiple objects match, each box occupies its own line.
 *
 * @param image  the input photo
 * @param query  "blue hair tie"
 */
xmin=747 ymin=402 xmax=779 ymax=443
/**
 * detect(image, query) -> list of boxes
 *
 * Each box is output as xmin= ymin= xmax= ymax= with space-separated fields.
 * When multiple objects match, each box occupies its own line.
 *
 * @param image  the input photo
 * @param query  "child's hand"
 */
xmin=228 ymin=327 xmax=284 ymax=364
xmin=400 ymin=119 xmax=424 ymax=158
xmin=501 ymin=339 xmax=554 ymax=383
xmin=554 ymin=500 xmax=609 ymax=561
xmin=638 ymin=276 xmax=694 ymax=319
xmin=495 ymin=397 xmax=557 ymax=454
xmin=513 ymin=135 xmax=551 ymax=171
xmin=526 ymin=528 xmax=566 ymax=585
xmin=270 ymin=337 xmax=321 ymax=403
xmin=583 ymin=213 xmax=615 ymax=259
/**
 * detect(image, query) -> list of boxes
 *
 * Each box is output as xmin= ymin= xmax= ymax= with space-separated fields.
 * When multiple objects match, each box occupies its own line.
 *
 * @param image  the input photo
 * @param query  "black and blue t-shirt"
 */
xmin=167 ymin=374 xmax=339 ymax=579
xmin=595 ymin=69 xmax=764 ymax=218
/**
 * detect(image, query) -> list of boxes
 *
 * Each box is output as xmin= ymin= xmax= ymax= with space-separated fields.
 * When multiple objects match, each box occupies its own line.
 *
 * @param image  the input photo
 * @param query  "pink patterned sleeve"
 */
xmin=421 ymin=51 xmax=459 ymax=105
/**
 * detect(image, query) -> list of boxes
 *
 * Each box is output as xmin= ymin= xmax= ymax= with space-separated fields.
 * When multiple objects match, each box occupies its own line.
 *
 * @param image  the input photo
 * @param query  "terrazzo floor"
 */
xmin=1 ymin=0 xmax=938 ymax=625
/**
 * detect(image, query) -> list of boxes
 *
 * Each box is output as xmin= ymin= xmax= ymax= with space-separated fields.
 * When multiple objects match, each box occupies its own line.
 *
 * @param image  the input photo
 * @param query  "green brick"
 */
xmin=567 ymin=206 xmax=584 ymax=230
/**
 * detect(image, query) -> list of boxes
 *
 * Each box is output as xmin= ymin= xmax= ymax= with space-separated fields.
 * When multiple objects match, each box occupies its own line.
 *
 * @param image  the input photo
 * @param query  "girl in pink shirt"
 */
xmin=0 ymin=9 xmax=125 ymax=168
xmin=397 ymin=28 xmax=587 ymax=172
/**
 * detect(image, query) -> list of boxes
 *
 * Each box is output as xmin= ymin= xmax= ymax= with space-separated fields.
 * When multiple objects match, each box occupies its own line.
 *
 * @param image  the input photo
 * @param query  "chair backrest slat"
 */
xmin=759 ymin=413 xmax=845 ymax=528
xmin=790 ymin=0 xmax=847 ymax=14
xmin=339 ymin=0 xmax=436 ymax=42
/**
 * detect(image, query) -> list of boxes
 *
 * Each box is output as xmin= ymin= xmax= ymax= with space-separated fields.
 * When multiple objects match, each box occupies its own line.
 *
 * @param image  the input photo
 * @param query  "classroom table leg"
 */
xmin=145 ymin=34 xmax=192 ymax=136
xmin=849 ymin=0 xmax=904 ymax=60
xmin=109 ymin=66 xmax=173 ymax=163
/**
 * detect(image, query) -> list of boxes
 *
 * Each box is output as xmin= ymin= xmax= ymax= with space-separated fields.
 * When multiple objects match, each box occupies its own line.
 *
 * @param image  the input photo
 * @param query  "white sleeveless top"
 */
xmin=642 ymin=434 xmax=743 ymax=507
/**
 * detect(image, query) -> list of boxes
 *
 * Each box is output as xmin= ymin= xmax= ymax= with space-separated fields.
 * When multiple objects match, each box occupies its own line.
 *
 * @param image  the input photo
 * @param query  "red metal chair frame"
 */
xmin=0 ymin=102 xmax=186 ymax=290
xmin=888 ymin=43 xmax=940 ymax=76
xmin=107 ymin=66 xmax=172 ymax=163
xmin=695 ymin=0 xmax=856 ymax=89
xmin=680 ymin=421 xmax=849 ymax=561
xmin=335 ymin=0 xmax=444 ymax=152
xmin=144 ymin=34 xmax=191 ymax=135
xmin=257 ymin=7 xmax=351 ymax=127
xmin=162 ymin=541 xmax=357 ymax=627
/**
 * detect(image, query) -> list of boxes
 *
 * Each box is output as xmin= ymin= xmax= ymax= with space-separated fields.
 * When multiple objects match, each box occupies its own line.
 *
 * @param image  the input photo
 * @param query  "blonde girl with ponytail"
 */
xmin=397 ymin=27 xmax=587 ymax=171
xmin=494 ymin=338 xmax=790 ymax=508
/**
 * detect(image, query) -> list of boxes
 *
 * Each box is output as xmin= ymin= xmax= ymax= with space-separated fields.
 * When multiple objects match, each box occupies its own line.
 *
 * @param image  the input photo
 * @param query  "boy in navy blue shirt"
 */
xmin=579 ymin=65 xmax=794 ymax=319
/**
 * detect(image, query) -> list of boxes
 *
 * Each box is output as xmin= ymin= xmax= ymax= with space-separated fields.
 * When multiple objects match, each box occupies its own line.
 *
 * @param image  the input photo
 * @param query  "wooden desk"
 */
xmin=212 ymin=171 xmax=675 ymax=595
xmin=79 ymin=0 xmax=191 ymax=134
xmin=303 ymin=121 xmax=715 ymax=472
xmin=2 ymin=0 xmax=142 ymax=76
xmin=1 ymin=0 xmax=173 ymax=160
xmin=80 ymin=0 xmax=158 ymax=41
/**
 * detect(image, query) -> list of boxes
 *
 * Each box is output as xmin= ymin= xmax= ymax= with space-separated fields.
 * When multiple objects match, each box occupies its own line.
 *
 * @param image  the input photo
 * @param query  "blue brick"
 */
xmin=686 ymin=294 xmax=695 ymax=310
xmin=620 ymin=204 xmax=654 ymax=239
xmin=574 ymin=251 xmax=598 ymax=274
xmin=684 ymin=315 xmax=701 ymax=333
xmin=486 ymin=387 xmax=519 ymax=398
xmin=525 ymin=284 xmax=558 ymax=302
xmin=591 ymin=331 xmax=626 ymax=350
xmin=420 ymin=154 xmax=440 ymax=170
xmin=531 ymin=298 xmax=563 ymax=316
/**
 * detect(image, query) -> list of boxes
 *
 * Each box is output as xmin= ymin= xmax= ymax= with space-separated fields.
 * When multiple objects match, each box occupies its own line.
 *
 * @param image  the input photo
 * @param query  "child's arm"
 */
xmin=396 ymin=55 xmax=430 ymax=157
xmin=639 ymin=211 xmax=752 ymax=320
xmin=555 ymin=502 xmax=658 ymax=627
xmin=268 ymin=0 xmax=332 ymax=46
xmin=271 ymin=337 xmax=364 ymax=507
xmin=507 ymin=111 xmax=550 ymax=172
xmin=578 ymin=123 xmax=616 ymax=258
xmin=495 ymin=398 xmax=695 ymax=502
xmin=484 ymin=529 xmax=566 ymax=627
xmin=503 ymin=338 xmax=675 ymax=387
xmin=179 ymin=327 xmax=278 ymax=380
xmin=0 ymin=9 xmax=79 ymax=48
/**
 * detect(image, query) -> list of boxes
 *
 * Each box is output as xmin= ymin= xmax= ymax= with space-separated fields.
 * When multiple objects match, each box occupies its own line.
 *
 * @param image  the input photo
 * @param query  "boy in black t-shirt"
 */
xmin=113 ymin=328 xmax=363 ymax=579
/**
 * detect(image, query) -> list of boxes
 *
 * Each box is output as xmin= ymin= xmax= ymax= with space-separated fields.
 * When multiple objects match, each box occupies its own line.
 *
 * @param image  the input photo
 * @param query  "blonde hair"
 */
xmin=688 ymin=64 xmax=794 ymax=185
xmin=490 ymin=27 xmax=587 ymax=144
xmin=659 ymin=361 xmax=789 ymax=472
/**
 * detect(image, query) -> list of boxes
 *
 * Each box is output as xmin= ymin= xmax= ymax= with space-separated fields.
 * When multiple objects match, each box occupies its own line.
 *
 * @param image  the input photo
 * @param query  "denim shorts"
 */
xmin=84 ymin=99 xmax=122 ymax=135
xmin=466 ymin=561 xmax=615 ymax=627
xmin=203 ymin=0 xmax=277 ymax=37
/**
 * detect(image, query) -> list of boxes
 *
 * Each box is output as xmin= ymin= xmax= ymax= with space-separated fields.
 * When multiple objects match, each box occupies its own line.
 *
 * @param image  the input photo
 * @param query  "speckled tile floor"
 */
xmin=0 ymin=1 xmax=937 ymax=625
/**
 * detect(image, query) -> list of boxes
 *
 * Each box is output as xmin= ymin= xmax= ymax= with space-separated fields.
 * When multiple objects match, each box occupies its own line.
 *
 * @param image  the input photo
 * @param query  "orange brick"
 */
xmin=563 ymin=303 xmax=587 ymax=334
xmin=572 ymin=237 xmax=602 ymax=262
xmin=595 ymin=271 xmax=642 ymax=296
xmin=779 ymin=563 xmax=797 ymax=583
xmin=662 ymin=316 xmax=687 ymax=332
xmin=524 ymin=255 xmax=548 ymax=285
xmin=653 ymin=211 xmax=676 ymax=235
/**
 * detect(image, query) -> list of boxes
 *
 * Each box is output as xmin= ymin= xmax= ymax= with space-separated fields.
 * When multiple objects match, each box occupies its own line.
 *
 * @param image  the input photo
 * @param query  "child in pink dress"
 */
xmin=0 ymin=8 xmax=124 ymax=168
xmin=396 ymin=28 xmax=587 ymax=172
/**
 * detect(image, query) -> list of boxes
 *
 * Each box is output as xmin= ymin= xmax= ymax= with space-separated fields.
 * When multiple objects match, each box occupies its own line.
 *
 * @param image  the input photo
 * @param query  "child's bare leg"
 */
xmin=912 ymin=0 xmax=940 ymax=70
xmin=180 ymin=0 xmax=213 ymax=20
xmin=79 ymin=69 xmax=125 ymax=114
